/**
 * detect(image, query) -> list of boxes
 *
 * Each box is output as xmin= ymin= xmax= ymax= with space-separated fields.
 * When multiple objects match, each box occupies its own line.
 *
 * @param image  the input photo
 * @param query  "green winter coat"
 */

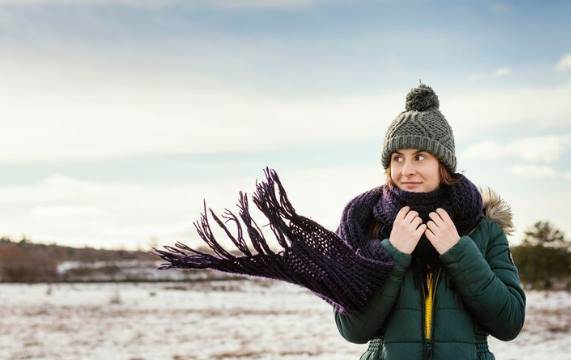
xmin=334 ymin=188 xmax=526 ymax=360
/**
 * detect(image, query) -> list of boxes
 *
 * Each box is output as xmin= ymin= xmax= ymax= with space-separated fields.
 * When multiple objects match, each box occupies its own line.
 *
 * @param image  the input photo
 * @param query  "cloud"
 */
xmin=444 ymin=84 xmax=571 ymax=139
xmin=508 ymin=135 xmax=571 ymax=162
xmin=467 ymin=67 xmax=512 ymax=81
xmin=1 ymin=47 xmax=570 ymax=165
xmin=556 ymin=53 xmax=571 ymax=72
xmin=462 ymin=134 xmax=571 ymax=163
xmin=494 ymin=67 xmax=512 ymax=77
xmin=0 ymin=164 xmax=384 ymax=249
xmin=510 ymin=164 xmax=571 ymax=180
xmin=0 ymin=172 xmax=249 ymax=249
xmin=0 ymin=85 xmax=399 ymax=164
xmin=0 ymin=51 xmax=404 ymax=164
xmin=510 ymin=164 xmax=555 ymax=178
xmin=461 ymin=141 xmax=505 ymax=160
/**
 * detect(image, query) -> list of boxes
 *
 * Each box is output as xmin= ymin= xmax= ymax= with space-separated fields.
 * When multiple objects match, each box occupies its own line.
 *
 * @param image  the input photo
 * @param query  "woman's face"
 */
xmin=390 ymin=148 xmax=441 ymax=192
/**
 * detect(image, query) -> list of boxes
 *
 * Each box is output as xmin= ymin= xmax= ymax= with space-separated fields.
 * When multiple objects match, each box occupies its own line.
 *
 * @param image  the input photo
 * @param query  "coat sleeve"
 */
xmin=333 ymin=238 xmax=411 ymax=344
xmin=439 ymin=220 xmax=526 ymax=341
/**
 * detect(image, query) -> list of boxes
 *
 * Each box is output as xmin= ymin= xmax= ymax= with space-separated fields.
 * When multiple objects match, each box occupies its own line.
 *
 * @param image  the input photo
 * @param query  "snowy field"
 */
xmin=0 ymin=280 xmax=569 ymax=360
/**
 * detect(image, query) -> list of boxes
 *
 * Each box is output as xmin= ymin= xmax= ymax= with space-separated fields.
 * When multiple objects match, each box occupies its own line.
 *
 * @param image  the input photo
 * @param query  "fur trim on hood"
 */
xmin=478 ymin=186 xmax=515 ymax=236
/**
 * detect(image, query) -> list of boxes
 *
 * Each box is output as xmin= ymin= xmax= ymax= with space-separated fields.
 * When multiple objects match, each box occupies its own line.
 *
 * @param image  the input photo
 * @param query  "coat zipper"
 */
xmin=421 ymin=275 xmax=428 ymax=360
xmin=430 ymin=268 xmax=442 ymax=340
xmin=422 ymin=266 xmax=442 ymax=360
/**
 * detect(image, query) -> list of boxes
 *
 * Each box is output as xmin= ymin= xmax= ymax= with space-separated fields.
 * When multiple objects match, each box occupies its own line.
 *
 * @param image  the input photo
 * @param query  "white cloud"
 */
xmin=462 ymin=134 xmax=571 ymax=163
xmin=461 ymin=141 xmax=505 ymax=160
xmin=1 ymin=47 xmax=570 ymax=165
xmin=510 ymin=164 xmax=556 ymax=178
xmin=0 ymin=164 xmax=385 ymax=250
xmin=508 ymin=135 xmax=571 ymax=162
xmin=0 ymin=51 xmax=405 ymax=164
xmin=494 ymin=67 xmax=512 ymax=77
xmin=556 ymin=53 xmax=571 ymax=72
xmin=467 ymin=73 xmax=484 ymax=82
xmin=467 ymin=66 xmax=513 ymax=81
xmin=0 ymin=86 xmax=399 ymax=164
xmin=444 ymin=84 xmax=571 ymax=140
xmin=0 ymin=173 xmax=247 ymax=248
xmin=510 ymin=164 xmax=571 ymax=180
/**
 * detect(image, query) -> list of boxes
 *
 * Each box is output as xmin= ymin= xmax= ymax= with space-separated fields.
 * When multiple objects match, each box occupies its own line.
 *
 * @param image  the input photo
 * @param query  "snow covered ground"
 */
xmin=0 ymin=280 xmax=569 ymax=360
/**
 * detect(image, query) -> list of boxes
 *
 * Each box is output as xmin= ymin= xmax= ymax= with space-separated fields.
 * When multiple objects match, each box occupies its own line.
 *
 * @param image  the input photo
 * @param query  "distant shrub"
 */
xmin=511 ymin=221 xmax=571 ymax=290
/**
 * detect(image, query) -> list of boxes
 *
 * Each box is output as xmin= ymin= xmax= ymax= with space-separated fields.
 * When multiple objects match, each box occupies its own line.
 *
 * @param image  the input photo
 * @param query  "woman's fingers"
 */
xmin=415 ymin=223 xmax=427 ymax=237
xmin=428 ymin=211 xmax=443 ymax=225
xmin=411 ymin=216 xmax=423 ymax=229
xmin=404 ymin=209 xmax=419 ymax=224
xmin=396 ymin=206 xmax=410 ymax=221
xmin=393 ymin=207 xmax=458 ymax=254
xmin=436 ymin=208 xmax=452 ymax=223
xmin=425 ymin=227 xmax=435 ymax=240
xmin=395 ymin=206 xmax=407 ymax=223
xmin=426 ymin=220 xmax=438 ymax=233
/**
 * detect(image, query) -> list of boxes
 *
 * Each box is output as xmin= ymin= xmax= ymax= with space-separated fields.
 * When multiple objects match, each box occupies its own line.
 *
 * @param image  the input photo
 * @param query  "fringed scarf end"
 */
xmin=153 ymin=167 xmax=294 ymax=270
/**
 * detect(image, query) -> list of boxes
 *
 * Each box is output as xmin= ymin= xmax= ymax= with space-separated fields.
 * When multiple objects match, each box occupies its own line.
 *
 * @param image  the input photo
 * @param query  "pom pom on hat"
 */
xmin=405 ymin=83 xmax=439 ymax=111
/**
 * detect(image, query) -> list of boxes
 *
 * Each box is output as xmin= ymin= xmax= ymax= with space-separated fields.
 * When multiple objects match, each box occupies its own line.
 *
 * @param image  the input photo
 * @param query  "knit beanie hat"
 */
xmin=380 ymin=83 xmax=457 ymax=174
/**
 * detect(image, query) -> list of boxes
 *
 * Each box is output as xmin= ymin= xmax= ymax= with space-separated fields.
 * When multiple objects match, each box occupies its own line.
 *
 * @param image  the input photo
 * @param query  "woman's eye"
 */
xmin=393 ymin=154 xmax=424 ymax=162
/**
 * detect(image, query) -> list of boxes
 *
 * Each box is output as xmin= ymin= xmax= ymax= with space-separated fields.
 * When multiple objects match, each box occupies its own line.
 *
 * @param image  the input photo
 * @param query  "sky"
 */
xmin=0 ymin=0 xmax=570 ymax=251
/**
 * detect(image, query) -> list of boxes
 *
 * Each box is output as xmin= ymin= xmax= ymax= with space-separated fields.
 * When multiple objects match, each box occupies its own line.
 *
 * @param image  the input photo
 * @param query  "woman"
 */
xmin=334 ymin=83 xmax=526 ymax=359
xmin=155 ymin=83 xmax=525 ymax=360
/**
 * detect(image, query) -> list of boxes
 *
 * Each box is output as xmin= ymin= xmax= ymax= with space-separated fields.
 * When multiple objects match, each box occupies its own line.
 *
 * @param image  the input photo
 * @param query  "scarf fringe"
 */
xmin=153 ymin=167 xmax=300 ymax=269
xmin=153 ymin=167 xmax=394 ymax=314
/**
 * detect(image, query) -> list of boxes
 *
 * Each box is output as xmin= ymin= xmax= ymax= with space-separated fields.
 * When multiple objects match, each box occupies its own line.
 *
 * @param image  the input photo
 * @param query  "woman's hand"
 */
xmin=389 ymin=206 xmax=427 ymax=254
xmin=425 ymin=208 xmax=461 ymax=254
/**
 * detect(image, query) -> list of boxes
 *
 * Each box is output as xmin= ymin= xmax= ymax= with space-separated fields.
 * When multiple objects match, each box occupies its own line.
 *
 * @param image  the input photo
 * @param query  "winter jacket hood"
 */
xmin=479 ymin=186 xmax=514 ymax=236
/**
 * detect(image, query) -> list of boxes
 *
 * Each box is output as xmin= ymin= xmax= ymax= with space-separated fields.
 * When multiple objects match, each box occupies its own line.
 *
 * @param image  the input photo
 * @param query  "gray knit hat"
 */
xmin=381 ymin=83 xmax=456 ymax=174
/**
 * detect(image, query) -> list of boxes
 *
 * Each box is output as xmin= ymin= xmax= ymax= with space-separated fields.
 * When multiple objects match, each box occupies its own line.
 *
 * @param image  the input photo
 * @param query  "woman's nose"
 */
xmin=402 ymin=161 xmax=416 ymax=175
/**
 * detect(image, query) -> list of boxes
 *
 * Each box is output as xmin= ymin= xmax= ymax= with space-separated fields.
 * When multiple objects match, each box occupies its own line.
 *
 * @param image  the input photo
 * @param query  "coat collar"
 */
xmin=478 ymin=186 xmax=515 ymax=236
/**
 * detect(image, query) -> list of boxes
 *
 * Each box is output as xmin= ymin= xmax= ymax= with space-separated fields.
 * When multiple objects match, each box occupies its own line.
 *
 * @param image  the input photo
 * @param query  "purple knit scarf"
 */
xmin=373 ymin=175 xmax=483 ymax=240
xmin=374 ymin=174 xmax=483 ymax=285
xmin=154 ymin=168 xmax=483 ymax=314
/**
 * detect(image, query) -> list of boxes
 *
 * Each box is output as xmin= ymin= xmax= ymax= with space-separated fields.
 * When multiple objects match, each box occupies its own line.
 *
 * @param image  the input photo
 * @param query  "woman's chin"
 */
xmin=408 ymin=188 xmax=425 ymax=193
xmin=400 ymin=184 xmax=424 ymax=192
